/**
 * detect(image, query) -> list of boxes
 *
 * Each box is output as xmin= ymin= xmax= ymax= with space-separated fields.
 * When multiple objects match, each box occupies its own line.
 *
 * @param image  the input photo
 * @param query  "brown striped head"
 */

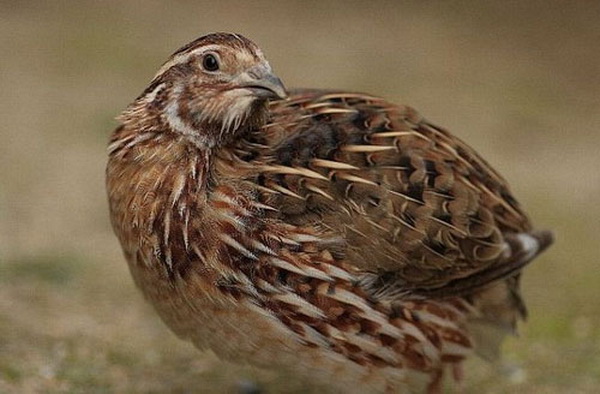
xmin=123 ymin=33 xmax=287 ymax=147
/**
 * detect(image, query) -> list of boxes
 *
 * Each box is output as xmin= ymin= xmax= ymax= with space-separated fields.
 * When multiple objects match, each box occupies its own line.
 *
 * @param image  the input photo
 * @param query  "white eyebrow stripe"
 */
xmin=153 ymin=44 xmax=224 ymax=80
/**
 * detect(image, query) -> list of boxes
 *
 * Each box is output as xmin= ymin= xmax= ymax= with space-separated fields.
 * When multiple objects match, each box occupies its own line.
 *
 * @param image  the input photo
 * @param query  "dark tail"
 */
xmin=503 ymin=230 xmax=554 ymax=268
xmin=413 ymin=230 xmax=554 ymax=299
xmin=467 ymin=229 xmax=554 ymax=361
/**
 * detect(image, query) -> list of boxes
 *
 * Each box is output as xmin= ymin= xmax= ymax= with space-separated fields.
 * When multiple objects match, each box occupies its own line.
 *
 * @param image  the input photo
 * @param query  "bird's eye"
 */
xmin=202 ymin=54 xmax=219 ymax=72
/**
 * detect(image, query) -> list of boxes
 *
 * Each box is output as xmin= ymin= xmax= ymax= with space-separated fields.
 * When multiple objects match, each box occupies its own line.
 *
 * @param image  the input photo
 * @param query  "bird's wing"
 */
xmin=242 ymin=89 xmax=545 ymax=294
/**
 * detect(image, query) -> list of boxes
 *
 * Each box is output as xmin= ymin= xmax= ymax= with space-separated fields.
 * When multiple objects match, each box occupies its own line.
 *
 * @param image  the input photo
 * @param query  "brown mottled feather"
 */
xmin=106 ymin=33 xmax=552 ymax=393
xmin=248 ymin=90 xmax=551 ymax=292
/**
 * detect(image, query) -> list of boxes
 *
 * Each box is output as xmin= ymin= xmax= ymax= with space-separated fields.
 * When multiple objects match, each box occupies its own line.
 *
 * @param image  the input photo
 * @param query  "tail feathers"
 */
xmin=503 ymin=230 xmax=554 ymax=267
xmin=467 ymin=230 xmax=553 ymax=361
xmin=412 ymin=230 xmax=554 ymax=299
xmin=456 ymin=229 xmax=554 ymax=297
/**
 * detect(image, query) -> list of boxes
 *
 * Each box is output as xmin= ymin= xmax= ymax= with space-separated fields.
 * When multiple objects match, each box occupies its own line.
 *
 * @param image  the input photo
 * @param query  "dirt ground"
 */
xmin=1 ymin=1 xmax=599 ymax=393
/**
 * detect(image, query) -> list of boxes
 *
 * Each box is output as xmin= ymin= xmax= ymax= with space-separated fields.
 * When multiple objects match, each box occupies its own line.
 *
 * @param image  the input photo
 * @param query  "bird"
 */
xmin=106 ymin=32 xmax=553 ymax=393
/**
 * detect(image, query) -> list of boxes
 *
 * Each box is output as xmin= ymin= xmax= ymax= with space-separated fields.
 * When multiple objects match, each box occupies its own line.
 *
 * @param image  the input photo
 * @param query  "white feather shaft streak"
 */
xmin=324 ymin=325 xmax=401 ymax=365
xmin=264 ymin=233 xmax=300 ymax=246
xmin=335 ymin=173 xmax=378 ymax=186
xmin=313 ymin=107 xmax=358 ymax=115
xmin=255 ymin=278 xmax=281 ymax=293
xmin=253 ymin=184 xmax=280 ymax=195
xmin=169 ymin=173 xmax=186 ymax=207
xmin=265 ymin=183 xmax=305 ymax=199
xmin=288 ymin=233 xmax=321 ymax=243
xmin=341 ymin=145 xmax=396 ymax=153
xmin=365 ymin=218 xmax=388 ymax=232
xmin=107 ymin=135 xmax=135 ymax=155
xmin=370 ymin=130 xmax=432 ymax=141
xmin=430 ymin=216 xmax=468 ymax=236
xmin=391 ymin=215 xmax=424 ymax=234
xmin=311 ymin=158 xmax=360 ymax=170
xmin=268 ymin=257 xmax=308 ymax=276
xmin=320 ymin=263 xmax=355 ymax=282
xmin=303 ymin=102 xmax=341 ymax=110
xmin=305 ymin=184 xmax=334 ymax=200
xmin=268 ymin=257 xmax=331 ymax=281
xmin=259 ymin=165 xmax=328 ymax=181
xmin=300 ymin=266 xmax=333 ymax=282
xmin=218 ymin=233 xmax=257 ymax=260
xmin=345 ymin=333 xmax=401 ymax=364
xmin=249 ymin=201 xmax=278 ymax=212
xmin=125 ymin=132 xmax=155 ymax=150
xmin=388 ymin=190 xmax=424 ymax=205
xmin=318 ymin=285 xmax=368 ymax=317
xmin=479 ymin=183 xmax=522 ymax=218
xmin=272 ymin=293 xmax=326 ymax=319
xmin=249 ymin=239 xmax=276 ymax=256
xmin=318 ymin=92 xmax=382 ymax=101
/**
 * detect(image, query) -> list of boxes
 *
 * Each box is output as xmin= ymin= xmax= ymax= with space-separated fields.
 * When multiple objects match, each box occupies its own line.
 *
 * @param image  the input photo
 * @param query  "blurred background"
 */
xmin=1 ymin=1 xmax=599 ymax=392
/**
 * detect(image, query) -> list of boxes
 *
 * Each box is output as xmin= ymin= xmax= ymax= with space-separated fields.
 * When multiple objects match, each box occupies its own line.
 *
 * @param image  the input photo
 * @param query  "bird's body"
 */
xmin=106 ymin=33 xmax=552 ymax=393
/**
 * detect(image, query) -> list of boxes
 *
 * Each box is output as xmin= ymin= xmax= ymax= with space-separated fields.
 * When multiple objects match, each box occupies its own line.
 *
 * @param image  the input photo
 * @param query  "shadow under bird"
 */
xmin=106 ymin=32 xmax=553 ymax=393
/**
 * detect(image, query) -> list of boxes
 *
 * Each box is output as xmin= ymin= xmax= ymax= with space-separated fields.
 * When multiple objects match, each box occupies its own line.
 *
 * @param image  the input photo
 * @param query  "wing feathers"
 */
xmin=253 ymin=90 xmax=551 ymax=295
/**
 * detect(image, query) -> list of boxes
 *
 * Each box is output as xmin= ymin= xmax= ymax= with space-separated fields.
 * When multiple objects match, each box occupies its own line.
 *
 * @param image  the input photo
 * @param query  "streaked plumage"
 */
xmin=106 ymin=33 xmax=552 ymax=393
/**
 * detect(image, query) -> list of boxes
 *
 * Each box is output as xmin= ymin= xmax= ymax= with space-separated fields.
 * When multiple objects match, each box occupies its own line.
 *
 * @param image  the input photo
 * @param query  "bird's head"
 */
xmin=123 ymin=33 xmax=287 ymax=147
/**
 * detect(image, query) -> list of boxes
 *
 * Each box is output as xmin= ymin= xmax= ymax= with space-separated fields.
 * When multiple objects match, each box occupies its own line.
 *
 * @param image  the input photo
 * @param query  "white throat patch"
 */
xmin=220 ymin=93 xmax=255 ymax=137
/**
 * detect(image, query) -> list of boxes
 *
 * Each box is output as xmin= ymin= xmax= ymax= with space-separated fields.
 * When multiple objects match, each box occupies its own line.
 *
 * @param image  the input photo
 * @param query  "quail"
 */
xmin=106 ymin=33 xmax=553 ymax=393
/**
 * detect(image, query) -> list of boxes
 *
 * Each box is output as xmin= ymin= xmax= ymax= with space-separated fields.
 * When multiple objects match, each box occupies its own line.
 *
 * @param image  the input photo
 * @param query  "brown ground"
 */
xmin=1 ymin=1 xmax=599 ymax=393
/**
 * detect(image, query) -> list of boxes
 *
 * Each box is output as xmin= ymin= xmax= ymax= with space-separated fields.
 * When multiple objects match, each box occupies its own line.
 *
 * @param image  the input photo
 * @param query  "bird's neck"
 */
xmin=110 ymin=84 xmax=270 ymax=198
xmin=125 ymin=80 xmax=270 ymax=149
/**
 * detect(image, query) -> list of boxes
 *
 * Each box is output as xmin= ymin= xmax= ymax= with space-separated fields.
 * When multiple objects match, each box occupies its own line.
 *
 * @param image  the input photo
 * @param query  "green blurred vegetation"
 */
xmin=1 ymin=1 xmax=599 ymax=392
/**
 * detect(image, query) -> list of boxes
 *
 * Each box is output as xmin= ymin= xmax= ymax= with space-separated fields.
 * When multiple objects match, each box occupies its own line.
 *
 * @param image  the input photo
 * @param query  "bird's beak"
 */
xmin=234 ymin=65 xmax=288 ymax=100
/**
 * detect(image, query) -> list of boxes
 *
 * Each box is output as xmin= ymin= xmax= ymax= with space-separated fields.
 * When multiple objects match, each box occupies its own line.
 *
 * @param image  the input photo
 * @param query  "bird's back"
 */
xmin=239 ymin=90 xmax=551 ymax=293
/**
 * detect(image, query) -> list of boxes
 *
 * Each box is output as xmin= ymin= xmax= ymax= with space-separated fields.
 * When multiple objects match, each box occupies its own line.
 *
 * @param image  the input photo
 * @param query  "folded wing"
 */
xmin=244 ymin=90 xmax=551 ymax=296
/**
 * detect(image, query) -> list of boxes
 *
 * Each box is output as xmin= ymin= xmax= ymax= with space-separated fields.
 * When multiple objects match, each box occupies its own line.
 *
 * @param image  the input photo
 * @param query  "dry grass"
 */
xmin=1 ymin=1 xmax=599 ymax=392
